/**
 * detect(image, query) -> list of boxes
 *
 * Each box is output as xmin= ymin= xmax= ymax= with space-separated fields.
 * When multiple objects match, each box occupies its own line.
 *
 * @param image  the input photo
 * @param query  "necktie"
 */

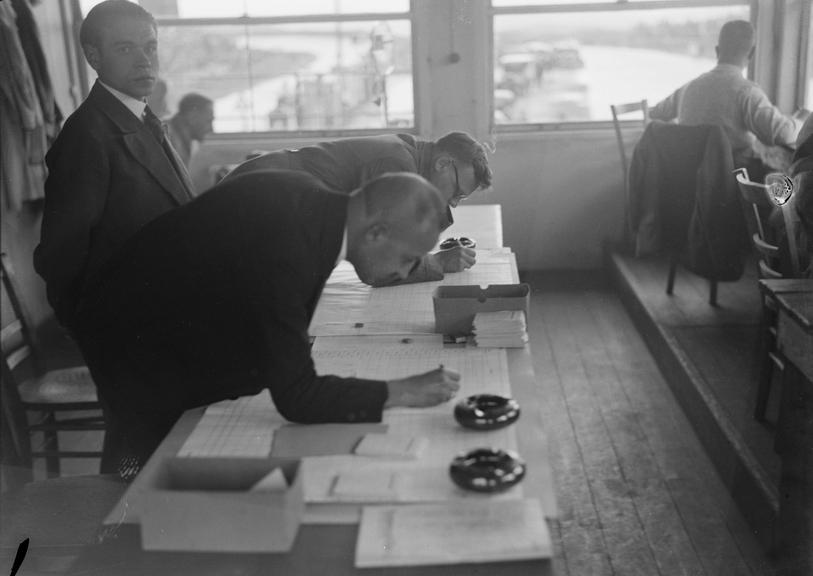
xmin=143 ymin=105 xmax=165 ymax=143
xmin=143 ymin=105 xmax=194 ymax=200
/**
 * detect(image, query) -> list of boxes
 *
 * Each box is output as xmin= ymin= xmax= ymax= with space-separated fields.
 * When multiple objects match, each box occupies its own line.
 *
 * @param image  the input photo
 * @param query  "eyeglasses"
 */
xmin=450 ymin=161 xmax=473 ymax=203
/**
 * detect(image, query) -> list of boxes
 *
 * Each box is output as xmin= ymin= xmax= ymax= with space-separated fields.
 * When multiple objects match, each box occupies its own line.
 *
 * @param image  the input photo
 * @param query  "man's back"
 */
xmin=651 ymin=64 xmax=798 ymax=165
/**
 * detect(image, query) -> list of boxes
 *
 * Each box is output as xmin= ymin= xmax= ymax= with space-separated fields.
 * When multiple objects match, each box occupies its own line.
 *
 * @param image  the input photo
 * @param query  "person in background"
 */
xmin=167 ymin=92 xmax=215 ymax=169
xmin=34 ymin=0 xmax=194 ymax=330
xmin=224 ymin=131 xmax=493 ymax=284
xmin=73 ymin=170 xmax=461 ymax=478
xmin=650 ymin=20 xmax=808 ymax=182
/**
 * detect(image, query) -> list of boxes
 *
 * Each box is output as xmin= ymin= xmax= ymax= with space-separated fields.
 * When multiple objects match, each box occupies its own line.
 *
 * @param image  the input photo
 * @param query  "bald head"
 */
xmin=717 ymin=20 xmax=755 ymax=67
xmin=347 ymin=172 xmax=445 ymax=286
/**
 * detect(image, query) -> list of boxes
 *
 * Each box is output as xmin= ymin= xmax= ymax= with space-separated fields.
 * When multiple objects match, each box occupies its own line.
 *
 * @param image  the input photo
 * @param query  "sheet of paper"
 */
xmin=304 ymin=456 xmax=523 ymax=506
xmin=311 ymin=334 xmax=443 ymax=352
xmin=354 ymin=433 xmax=427 ymax=459
xmin=250 ymin=468 xmax=288 ymax=492
xmin=177 ymin=391 xmax=283 ymax=458
xmin=272 ymin=423 xmax=387 ymax=457
xmin=312 ymin=347 xmax=511 ymax=415
xmin=310 ymin=250 xmax=518 ymax=336
xmin=355 ymin=499 xmax=552 ymax=568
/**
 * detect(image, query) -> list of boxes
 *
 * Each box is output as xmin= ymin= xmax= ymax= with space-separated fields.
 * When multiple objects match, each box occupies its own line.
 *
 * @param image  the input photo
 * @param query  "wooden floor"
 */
xmin=12 ymin=271 xmax=780 ymax=574
xmin=523 ymin=271 xmax=776 ymax=576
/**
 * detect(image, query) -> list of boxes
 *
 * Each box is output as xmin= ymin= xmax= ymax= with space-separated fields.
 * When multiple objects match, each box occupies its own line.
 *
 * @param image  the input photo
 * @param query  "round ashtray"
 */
xmin=449 ymin=448 xmax=526 ymax=493
xmin=439 ymin=236 xmax=477 ymax=250
xmin=454 ymin=394 xmax=521 ymax=431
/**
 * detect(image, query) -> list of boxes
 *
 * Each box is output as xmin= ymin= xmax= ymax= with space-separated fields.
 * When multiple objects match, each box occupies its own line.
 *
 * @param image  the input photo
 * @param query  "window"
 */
xmin=492 ymin=0 xmax=750 ymax=125
xmin=79 ymin=0 xmax=413 ymax=133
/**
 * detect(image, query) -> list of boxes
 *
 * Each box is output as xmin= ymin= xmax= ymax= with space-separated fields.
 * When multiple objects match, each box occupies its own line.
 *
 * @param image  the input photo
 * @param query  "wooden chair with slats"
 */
xmin=611 ymin=100 xmax=650 ymax=249
xmin=0 ymin=252 xmax=105 ymax=480
xmin=733 ymin=168 xmax=800 ymax=421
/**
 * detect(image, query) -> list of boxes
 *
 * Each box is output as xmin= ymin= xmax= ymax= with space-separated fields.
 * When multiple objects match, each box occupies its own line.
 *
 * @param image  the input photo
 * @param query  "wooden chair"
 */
xmin=0 ymin=252 xmax=105 ymax=479
xmin=611 ymin=100 xmax=649 ymax=248
xmin=733 ymin=168 xmax=799 ymax=421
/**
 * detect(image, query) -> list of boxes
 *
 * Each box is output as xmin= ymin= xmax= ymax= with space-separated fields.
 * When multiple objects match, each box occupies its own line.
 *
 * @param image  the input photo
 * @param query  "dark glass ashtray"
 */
xmin=454 ymin=394 xmax=521 ymax=430
xmin=449 ymin=447 xmax=526 ymax=493
xmin=439 ymin=236 xmax=477 ymax=250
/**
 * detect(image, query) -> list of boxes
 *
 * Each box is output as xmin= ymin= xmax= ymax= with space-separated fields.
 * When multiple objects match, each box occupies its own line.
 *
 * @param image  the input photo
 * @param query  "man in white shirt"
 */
xmin=650 ymin=20 xmax=807 ymax=181
xmin=35 ymin=0 xmax=194 ymax=329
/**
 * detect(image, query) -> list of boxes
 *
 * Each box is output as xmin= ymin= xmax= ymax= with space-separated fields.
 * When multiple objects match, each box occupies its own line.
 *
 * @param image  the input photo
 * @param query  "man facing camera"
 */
xmin=224 ymin=131 xmax=493 ymax=284
xmin=35 ymin=0 xmax=194 ymax=330
xmin=73 ymin=170 xmax=461 ymax=478
xmin=650 ymin=20 xmax=807 ymax=181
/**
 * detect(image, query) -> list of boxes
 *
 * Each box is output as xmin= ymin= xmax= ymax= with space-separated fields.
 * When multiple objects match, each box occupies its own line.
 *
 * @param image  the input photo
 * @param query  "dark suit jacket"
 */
xmin=75 ymin=170 xmax=388 ymax=474
xmin=225 ymin=134 xmax=452 ymax=283
xmin=34 ymin=81 xmax=194 ymax=328
xmin=628 ymin=121 xmax=746 ymax=281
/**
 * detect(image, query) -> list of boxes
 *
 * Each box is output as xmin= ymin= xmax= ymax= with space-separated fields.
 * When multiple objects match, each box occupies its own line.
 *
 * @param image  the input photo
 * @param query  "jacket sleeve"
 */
xmin=649 ymin=89 xmax=681 ymax=122
xmin=34 ymin=127 xmax=109 ymax=326
xmin=249 ymin=256 xmax=389 ymax=424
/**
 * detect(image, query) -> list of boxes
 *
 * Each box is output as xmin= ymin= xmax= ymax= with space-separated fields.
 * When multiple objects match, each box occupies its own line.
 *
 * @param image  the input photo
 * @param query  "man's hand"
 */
xmin=432 ymin=246 xmax=476 ymax=273
xmin=384 ymin=367 xmax=462 ymax=409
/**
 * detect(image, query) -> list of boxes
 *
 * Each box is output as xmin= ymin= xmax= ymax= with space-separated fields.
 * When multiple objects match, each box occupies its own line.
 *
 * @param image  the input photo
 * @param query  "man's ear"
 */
xmin=433 ymin=155 xmax=453 ymax=173
xmin=84 ymin=45 xmax=101 ymax=71
xmin=364 ymin=222 xmax=389 ymax=243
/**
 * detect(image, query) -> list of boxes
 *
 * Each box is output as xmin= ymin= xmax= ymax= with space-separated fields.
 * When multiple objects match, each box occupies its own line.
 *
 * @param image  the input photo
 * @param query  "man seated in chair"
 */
xmin=223 ymin=131 xmax=493 ymax=285
xmin=650 ymin=20 xmax=807 ymax=182
xmin=72 ymin=170 xmax=461 ymax=479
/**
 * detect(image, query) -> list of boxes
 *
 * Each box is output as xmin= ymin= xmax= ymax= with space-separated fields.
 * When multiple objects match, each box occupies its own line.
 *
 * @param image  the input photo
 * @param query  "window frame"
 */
xmin=76 ymin=2 xmax=420 ymax=138
xmin=489 ymin=0 xmax=754 ymax=132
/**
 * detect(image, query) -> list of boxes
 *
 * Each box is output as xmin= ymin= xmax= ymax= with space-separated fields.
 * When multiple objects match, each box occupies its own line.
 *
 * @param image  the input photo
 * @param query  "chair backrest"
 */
xmin=0 ymin=253 xmax=42 ymax=375
xmin=610 ymin=100 xmax=649 ymax=187
xmin=733 ymin=169 xmax=799 ymax=278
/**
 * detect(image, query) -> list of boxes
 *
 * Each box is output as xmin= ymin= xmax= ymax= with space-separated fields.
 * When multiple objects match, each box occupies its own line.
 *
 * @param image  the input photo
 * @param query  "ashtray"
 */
xmin=454 ymin=394 xmax=521 ymax=430
xmin=440 ymin=236 xmax=477 ymax=250
xmin=449 ymin=448 xmax=526 ymax=493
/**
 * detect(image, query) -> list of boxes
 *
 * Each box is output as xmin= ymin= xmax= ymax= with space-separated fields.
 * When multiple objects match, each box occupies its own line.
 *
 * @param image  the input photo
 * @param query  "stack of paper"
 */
xmin=473 ymin=310 xmax=528 ymax=348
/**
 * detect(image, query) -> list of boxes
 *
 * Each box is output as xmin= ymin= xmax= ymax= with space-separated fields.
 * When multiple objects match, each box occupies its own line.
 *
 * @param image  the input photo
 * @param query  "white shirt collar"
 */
xmin=336 ymin=228 xmax=347 ymax=265
xmin=99 ymin=81 xmax=147 ymax=121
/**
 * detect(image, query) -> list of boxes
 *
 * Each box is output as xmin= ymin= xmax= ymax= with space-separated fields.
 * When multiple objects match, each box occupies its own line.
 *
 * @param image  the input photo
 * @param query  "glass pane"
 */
xmin=82 ymin=1 xmax=409 ymax=18
xmin=494 ymin=5 xmax=750 ymax=124
xmin=807 ymin=21 xmax=813 ymax=109
xmin=157 ymin=20 xmax=412 ymax=132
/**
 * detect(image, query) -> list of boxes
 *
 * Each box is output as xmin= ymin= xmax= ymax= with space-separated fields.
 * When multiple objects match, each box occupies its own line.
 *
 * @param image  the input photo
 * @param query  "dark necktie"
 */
xmin=143 ymin=105 xmax=165 ymax=143
xmin=143 ymin=105 xmax=193 ymax=200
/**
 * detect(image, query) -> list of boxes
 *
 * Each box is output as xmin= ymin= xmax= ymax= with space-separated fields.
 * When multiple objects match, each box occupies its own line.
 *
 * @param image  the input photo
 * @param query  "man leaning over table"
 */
xmin=649 ymin=20 xmax=808 ymax=182
xmin=73 ymin=170 xmax=461 ymax=480
xmin=223 ymin=131 xmax=493 ymax=285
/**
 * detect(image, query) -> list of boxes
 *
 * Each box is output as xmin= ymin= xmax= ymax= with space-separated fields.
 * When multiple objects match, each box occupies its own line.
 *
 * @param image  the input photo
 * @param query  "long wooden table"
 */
xmin=66 ymin=205 xmax=556 ymax=575
xmin=759 ymin=280 xmax=813 ymax=575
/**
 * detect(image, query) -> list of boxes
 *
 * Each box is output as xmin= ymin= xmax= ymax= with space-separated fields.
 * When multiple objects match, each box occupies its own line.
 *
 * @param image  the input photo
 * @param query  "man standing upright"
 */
xmin=35 ymin=0 xmax=194 ymax=329
xmin=167 ymin=92 xmax=215 ymax=169
xmin=650 ymin=20 xmax=807 ymax=180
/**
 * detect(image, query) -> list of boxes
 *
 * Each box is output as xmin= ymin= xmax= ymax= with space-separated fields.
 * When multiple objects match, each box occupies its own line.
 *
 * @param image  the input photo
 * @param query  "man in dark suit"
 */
xmin=224 ymin=132 xmax=493 ymax=284
xmin=74 ymin=170 xmax=461 ymax=478
xmin=34 ymin=0 xmax=194 ymax=329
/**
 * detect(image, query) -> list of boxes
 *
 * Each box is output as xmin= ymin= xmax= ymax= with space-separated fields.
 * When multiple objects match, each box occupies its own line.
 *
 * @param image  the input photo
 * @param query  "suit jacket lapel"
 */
xmin=90 ymin=82 xmax=192 ymax=206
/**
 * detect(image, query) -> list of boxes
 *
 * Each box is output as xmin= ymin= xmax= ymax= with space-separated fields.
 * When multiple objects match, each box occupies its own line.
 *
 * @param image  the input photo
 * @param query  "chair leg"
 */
xmin=43 ymin=413 xmax=61 ymax=478
xmin=666 ymin=255 xmax=678 ymax=295
xmin=708 ymin=280 xmax=718 ymax=307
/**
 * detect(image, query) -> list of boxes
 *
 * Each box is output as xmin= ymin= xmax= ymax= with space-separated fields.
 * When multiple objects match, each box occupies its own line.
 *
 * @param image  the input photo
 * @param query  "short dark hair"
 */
xmin=177 ymin=93 xmax=213 ymax=115
xmin=717 ymin=20 xmax=755 ymax=63
xmin=434 ymin=132 xmax=493 ymax=190
xmin=80 ymin=0 xmax=156 ymax=50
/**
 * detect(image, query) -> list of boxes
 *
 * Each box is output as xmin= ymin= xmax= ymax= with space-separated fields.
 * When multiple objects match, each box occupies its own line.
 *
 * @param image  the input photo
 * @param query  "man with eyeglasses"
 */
xmin=223 ymin=131 xmax=493 ymax=285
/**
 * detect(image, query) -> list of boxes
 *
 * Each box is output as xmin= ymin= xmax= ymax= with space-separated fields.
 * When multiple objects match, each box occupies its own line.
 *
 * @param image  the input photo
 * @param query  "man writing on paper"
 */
xmin=74 ymin=170 xmax=461 ymax=479
xmin=223 ymin=131 xmax=493 ymax=284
